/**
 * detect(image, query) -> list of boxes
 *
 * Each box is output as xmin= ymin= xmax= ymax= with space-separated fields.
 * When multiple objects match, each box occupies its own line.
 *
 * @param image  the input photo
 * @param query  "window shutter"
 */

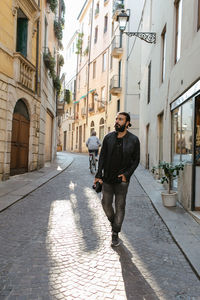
xmin=17 ymin=18 xmax=28 ymax=57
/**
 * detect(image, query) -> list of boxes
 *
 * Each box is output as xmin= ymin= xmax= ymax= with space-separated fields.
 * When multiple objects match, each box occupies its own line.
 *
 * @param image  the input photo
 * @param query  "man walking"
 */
xmin=94 ymin=112 xmax=140 ymax=247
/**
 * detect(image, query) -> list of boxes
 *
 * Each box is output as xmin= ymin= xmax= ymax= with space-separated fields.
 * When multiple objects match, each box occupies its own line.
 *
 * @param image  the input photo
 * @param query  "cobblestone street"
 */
xmin=0 ymin=153 xmax=200 ymax=300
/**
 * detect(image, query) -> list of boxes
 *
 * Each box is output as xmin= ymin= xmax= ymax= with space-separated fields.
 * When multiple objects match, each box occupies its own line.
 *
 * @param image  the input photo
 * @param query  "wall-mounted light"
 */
xmin=117 ymin=10 xmax=156 ymax=44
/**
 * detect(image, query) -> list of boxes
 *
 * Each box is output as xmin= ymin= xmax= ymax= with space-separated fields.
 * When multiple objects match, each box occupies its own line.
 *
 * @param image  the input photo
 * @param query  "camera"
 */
xmin=92 ymin=181 xmax=102 ymax=193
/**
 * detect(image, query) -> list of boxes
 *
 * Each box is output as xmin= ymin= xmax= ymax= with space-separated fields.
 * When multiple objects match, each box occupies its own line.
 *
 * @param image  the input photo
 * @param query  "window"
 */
xmin=112 ymin=22 xmax=114 ymax=36
xmin=93 ymin=61 xmax=96 ymax=78
xmin=99 ymin=118 xmax=105 ymax=141
xmin=175 ymin=0 xmax=182 ymax=63
xmin=44 ymin=17 xmax=48 ymax=49
xmin=161 ymin=26 xmax=166 ymax=82
xmin=147 ymin=61 xmax=151 ymax=104
xmin=95 ymin=2 xmax=99 ymax=16
xmin=198 ymin=0 xmax=200 ymax=30
xmin=16 ymin=9 xmax=28 ymax=57
xmin=90 ymin=121 xmax=95 ymax=135
xmin=78 ymin=75 xmax=80 ymax=90
xmin=110 ymin=55 xmax=113 ymax=70
xmin=104 ymin=15 xmax=108 ymax=33
xmin=101 ymin=86 xmax=105 ymax=102
xmin=102 ymin=52 xmax=107 ymax=71
xmin=73 ymin=79 xmax=76 ymax=100
xmin=94 ymin=26 xmax=98 ymax=43
xmin=117 ymin=99 xmax=120 ymax=112
xmin=118 ymin=60 xmax=122 ymax=87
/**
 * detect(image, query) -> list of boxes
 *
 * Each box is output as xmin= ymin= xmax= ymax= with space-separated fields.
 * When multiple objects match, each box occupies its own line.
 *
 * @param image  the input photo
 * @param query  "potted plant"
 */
xmin=152 ymin=161 xmax=184 ymax=207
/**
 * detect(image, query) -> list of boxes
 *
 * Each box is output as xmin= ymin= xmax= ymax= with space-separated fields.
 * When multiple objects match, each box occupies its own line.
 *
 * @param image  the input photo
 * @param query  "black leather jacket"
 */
xmin=96 ymin=131 xmax=140 ymax=182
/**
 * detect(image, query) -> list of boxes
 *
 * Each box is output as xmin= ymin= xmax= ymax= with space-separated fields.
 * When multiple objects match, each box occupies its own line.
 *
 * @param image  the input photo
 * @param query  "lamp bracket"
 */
xmin=124 ymin=32 xmax=156 ymax=44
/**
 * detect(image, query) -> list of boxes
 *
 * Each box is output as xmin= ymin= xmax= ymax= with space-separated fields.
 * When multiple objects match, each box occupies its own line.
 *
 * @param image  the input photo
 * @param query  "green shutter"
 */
xmin=16 ymin=18 xmax=28 ymax=57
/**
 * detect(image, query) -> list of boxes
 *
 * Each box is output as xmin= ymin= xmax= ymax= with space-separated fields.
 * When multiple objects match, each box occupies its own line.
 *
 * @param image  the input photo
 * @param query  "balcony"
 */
xmin=112 ymin=0 xmax=124 ymax=20
xmin=56 ymin=101 xmax=65 ymax=116
xmin=14 ymin=52 xmax=36 ymax=92
xmin=81 ymin=107 xmax=87 ymax=116
xmin=111 ymin=36 xmax=123 ymax=58
xmin=97 ymin=101 xmax=105 ymax=112
xmin=110 ymin=75 xmax=122 ymax=95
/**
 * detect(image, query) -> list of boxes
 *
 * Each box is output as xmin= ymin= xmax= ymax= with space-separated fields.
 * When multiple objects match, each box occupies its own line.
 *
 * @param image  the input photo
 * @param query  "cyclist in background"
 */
xmin=86 ymin=131 xmax=101 ymax=160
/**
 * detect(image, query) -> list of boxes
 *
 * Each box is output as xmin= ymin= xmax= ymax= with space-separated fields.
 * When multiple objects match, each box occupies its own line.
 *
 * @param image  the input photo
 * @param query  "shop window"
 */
xmin=172 ymin=99 xmax=193 ymax=165
xmin=16 ymin=9 xmax=28 ymax=57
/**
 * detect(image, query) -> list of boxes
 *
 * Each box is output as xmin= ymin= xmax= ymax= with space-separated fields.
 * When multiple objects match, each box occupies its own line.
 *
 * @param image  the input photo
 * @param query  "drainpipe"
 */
xmin=35 ymin=0 xmax=40 ymax=95
xmin=86 ymin=0 xmax=95 ymax=126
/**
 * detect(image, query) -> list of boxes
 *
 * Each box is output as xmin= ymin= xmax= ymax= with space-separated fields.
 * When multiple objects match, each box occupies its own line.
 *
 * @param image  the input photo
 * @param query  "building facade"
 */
xmin=138 ymin=0 xmax=200 ymax=211
xmin=61 ymin=0 xmax=141 ymax=153
xmin=0 ymin=0 xmax=64 ymax=181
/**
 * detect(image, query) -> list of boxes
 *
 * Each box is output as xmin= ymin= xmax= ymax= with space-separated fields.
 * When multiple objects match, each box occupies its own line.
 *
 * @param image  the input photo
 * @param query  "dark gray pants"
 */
xmin=102 ymin=182 xmax=129 ymax=233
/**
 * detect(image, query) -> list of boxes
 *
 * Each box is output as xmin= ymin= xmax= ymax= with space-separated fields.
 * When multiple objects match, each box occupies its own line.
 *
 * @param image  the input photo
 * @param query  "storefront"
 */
xmin=171 ymin=80 xmax=200 ymax=211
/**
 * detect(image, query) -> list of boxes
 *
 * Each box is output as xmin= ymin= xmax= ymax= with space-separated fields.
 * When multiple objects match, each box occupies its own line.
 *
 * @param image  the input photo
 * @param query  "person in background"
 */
xmin=94 ymin=112 xmax=140 ymax=247
xmin=86 ymin=131 xmax=101 ymax=160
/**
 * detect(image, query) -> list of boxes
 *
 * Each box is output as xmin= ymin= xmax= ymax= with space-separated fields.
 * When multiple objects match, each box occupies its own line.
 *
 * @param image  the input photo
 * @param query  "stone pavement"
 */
xmin=0 ymin=152 xmax=73 ymax=212
xmin=0 ymin=152 xmax=200 ymax=299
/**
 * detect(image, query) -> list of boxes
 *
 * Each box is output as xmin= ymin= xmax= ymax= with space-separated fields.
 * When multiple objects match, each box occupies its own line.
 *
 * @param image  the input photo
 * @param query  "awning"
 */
xmin=73 ymin=89 xmax=96 ymax=104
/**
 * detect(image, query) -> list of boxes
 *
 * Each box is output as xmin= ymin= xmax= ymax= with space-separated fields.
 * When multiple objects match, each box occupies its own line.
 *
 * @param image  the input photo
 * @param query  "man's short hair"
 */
xmin=118 ymin=112 xmax=132 ymax=127
xmin=91 ymin=131 xmax=96 ymax=136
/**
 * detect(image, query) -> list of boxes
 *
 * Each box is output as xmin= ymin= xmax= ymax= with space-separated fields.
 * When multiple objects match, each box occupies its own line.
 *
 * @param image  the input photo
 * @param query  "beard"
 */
xmin=114 ymin=123 xmax=127 ymax=132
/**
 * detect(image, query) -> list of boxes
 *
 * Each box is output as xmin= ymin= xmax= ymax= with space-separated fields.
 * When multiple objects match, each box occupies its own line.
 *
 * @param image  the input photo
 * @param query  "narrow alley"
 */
xmin=0 ymin=154 xmax=200 ymax=300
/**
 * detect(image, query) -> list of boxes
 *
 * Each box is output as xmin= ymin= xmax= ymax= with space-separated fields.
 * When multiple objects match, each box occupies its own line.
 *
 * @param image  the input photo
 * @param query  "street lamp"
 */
xmin=117 ymin=10 xmax=156 ymax=44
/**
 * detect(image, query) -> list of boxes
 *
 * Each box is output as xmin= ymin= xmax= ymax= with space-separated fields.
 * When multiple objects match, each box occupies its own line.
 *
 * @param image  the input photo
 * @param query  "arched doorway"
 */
xmin=10 ymin=99 xmax=30 ymax=175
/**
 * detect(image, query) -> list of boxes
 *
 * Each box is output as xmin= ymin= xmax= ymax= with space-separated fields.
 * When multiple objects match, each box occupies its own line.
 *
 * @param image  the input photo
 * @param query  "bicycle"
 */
xmin=89 ymin=151 xmax=96 ymax=174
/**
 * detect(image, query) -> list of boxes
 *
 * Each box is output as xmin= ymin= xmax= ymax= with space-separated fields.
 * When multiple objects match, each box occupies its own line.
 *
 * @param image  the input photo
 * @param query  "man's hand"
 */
xmin=118 ymin=174 xmax=127 ymax=182
xmin=94 ymin=178 xmax=103 ymax=185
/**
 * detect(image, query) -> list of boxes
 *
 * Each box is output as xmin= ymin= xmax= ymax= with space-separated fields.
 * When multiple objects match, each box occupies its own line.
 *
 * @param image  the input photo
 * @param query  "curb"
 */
xmin=134 ymin=169 xmax=200 ymax=280
xmin=0 ymin=157 xmax=74 ymax=213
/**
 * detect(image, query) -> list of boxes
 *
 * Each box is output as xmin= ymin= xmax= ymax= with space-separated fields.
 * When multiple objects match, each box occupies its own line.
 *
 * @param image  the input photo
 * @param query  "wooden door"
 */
xmin=10 ymin=113 xmax=30 ymax=175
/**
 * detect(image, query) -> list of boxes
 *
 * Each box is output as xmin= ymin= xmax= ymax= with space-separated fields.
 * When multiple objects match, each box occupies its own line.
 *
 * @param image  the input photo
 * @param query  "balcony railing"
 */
xmin=14 ymin=52 xmax=36 ymax=92
xmin=110 ymin=75 xmax=122 ymax=95
xmin=111 ymin=35 xmax=123 ymax=58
